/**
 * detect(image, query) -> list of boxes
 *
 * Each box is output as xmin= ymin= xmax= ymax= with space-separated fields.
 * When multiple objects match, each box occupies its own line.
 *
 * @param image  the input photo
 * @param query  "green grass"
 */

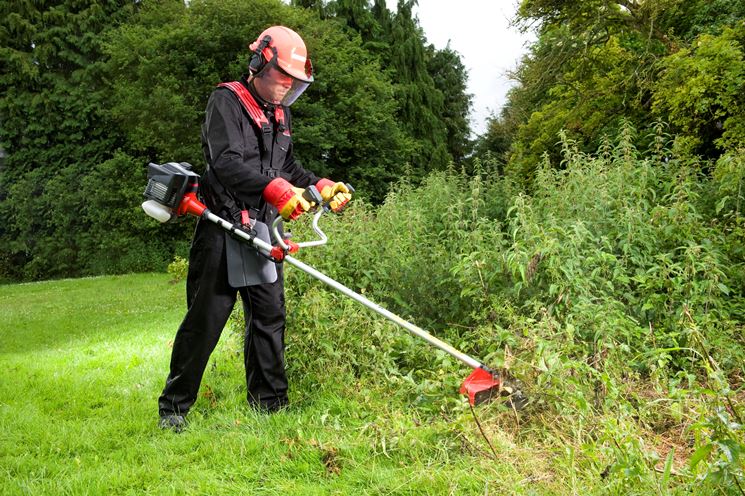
xmin=3 ymin=272 xmax=740 ymax=494
xmin=0 ymin=273 xmax=564 ymax=495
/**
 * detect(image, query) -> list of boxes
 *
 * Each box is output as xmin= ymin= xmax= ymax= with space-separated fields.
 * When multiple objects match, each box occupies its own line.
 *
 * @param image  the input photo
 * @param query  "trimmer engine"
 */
xmin=142 ymin=162 xmax=205 ymax=222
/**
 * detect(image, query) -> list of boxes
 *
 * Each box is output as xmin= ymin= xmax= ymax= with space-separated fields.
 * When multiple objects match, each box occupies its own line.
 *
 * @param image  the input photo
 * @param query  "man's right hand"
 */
xmin=263 ymin=178 xmax=313 ymax=221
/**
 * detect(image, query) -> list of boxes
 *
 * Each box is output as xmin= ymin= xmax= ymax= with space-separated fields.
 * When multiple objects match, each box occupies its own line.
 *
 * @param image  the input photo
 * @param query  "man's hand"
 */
xmin=263 ymin=178 xmax=313 ymax=221
xmin=316 ymin=178 xmax=352 ymax=212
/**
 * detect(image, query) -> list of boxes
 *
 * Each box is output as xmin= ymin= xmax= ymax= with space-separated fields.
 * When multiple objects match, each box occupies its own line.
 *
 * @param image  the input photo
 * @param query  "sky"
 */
xmin=389 ymin=0 xmax=536 ymax=136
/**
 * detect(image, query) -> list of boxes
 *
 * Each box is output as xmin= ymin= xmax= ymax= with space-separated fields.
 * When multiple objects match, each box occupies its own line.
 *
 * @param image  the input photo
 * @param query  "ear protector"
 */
xmin=248 ymin=35 xmax=273 ymax=75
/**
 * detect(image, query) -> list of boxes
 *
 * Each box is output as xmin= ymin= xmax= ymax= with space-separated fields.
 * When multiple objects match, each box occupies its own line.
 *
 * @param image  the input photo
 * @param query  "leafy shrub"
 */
xmin=231 ymin=122 xmax=744 ymax=493
xmin=167 ymin=256 xmax=189 ymax=283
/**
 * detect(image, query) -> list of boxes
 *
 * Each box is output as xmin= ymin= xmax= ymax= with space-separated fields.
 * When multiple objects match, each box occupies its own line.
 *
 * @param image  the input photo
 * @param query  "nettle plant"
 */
xmin=220 ymin=121 xmax=742 ymax=491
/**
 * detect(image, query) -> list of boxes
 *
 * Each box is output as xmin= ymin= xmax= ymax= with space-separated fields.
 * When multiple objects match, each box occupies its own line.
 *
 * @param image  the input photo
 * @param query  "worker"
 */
xmin=157 ymin=26 xmax=351 ymax=432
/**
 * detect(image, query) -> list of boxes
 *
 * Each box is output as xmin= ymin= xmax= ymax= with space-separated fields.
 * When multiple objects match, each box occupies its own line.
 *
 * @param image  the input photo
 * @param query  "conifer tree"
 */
xmin=428 ymin=43 xmax=472 ymax=163
xmin=326 ymin=0 xmax=472 ymax=174
xmin=0 ymin=0 xmax=137 ymax=279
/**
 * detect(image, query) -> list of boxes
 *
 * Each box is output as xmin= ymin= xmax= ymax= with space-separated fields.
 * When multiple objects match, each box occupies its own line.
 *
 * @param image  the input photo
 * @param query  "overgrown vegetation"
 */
xmin=255 ymin=124 xmax=742 ymax=493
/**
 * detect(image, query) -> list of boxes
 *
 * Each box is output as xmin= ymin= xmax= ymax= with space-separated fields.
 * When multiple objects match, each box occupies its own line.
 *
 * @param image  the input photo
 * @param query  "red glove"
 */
xmin=263 ymin=178 xmax=312 ymax=221
xmin=316 ymin=178 xmax=352 ymax=212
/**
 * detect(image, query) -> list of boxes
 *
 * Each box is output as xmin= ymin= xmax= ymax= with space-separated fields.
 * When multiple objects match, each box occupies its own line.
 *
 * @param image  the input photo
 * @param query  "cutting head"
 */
xmin=460 ymin=368 xmax=528 ymax=408
xmin=460 ymin=368 xmax=502 ymax=406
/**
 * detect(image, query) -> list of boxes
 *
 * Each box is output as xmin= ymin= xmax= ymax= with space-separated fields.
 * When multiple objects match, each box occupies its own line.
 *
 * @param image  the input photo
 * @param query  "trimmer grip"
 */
xmin=303 ymin=185 xmax=323 ymax=205
xmin=345 ymin=183 xmax=355 ymax=194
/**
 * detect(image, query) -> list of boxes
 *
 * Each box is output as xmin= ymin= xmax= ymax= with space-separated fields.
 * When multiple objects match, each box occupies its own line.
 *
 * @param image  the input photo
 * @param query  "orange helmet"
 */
xmin=248 ymin=26 xmax=313 ymax=105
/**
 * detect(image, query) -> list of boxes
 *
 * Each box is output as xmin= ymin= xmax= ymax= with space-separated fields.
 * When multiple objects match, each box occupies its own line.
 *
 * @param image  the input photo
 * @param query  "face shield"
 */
xmin=255 ymin=57 xmax=313 ymax=106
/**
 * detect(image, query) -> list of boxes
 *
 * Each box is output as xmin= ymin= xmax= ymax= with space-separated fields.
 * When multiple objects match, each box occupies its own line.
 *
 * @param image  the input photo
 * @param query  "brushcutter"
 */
xmin=142 ymin=162 xmax=526 ymax=407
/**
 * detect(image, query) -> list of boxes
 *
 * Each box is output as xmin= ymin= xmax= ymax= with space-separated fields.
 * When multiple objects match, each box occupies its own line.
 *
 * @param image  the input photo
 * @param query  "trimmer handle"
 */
xmin=272 ymin=209 xmax=328 ymax=251
xmin=303 ymin=185 xmax=323 ymax=205
xmin=271 ymin=182 xmax=354 ymax=251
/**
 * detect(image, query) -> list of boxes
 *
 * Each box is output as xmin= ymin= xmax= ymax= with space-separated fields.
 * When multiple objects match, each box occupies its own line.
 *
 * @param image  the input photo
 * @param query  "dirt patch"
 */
xmin=309 ymin=439 xmax=341 ymax=475
xmin=650 ymin=427 xmax=694 ymax=473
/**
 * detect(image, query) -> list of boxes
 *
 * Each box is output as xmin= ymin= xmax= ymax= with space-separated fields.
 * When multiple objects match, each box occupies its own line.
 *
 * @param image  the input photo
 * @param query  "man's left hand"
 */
xmin=316 ymin=179 xmax=352 ymax=212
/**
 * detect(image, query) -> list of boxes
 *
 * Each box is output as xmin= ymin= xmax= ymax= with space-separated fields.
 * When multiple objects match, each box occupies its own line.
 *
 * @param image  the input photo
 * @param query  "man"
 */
xmin=158 ymin=26 xmax=351 ymax=431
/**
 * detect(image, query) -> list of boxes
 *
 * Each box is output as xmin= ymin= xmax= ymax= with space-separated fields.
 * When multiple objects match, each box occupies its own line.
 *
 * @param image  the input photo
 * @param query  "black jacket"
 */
xmin=200 ymin=79 xmax=319 ymax=222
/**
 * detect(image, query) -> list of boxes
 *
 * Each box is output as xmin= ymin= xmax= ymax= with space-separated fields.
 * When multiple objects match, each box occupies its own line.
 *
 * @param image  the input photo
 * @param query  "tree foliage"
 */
xmin=1 ymin=0 xmax=472 ymax=279
xmin=0 ymin=0 xmax=138 ymax=279
xmin=427 ymin=44 xmax=472 ymax=164
xmin=653 ymin=24 xmax=745 ymax=156
xmin=474 ymin=0 xmax=745 ymax=183
xmin=319 ymin=0 xmax=473 ymax=170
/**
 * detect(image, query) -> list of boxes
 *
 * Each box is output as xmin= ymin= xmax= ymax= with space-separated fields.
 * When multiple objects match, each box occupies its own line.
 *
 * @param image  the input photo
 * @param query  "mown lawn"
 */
xmin=1 ymin=273 xmax=566 ymax=495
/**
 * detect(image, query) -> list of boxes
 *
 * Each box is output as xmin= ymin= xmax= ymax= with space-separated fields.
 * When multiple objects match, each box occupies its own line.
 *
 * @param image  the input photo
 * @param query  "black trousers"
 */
xmin=158 ymin=219 xmax=288 ymax=416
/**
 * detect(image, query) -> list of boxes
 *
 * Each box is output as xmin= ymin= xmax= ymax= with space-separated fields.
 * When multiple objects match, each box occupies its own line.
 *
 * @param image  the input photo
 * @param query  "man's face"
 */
xmin=253 ymin=66 xmax=293 ymax=104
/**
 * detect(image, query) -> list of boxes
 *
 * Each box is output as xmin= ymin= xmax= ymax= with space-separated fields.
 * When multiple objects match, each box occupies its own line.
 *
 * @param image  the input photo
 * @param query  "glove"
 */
xmin=316 ymin=178 xmax=352 ymax=212
xmin=263 ymin=178 xmax=313 ymax=221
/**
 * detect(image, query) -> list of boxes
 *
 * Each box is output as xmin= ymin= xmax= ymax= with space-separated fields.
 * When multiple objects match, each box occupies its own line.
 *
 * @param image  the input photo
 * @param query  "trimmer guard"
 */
xmin=460 ymin=368 xmax=502 ymax=406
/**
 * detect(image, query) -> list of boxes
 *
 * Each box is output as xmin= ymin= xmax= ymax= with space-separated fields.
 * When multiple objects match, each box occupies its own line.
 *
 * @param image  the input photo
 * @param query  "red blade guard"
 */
xmin=460 ymin=368 xmax=501 ymax=406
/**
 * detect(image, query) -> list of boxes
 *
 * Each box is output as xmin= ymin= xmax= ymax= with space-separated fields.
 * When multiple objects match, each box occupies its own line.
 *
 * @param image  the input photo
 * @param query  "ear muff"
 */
xmin=248 ymin=35 xmax=273 ymax=75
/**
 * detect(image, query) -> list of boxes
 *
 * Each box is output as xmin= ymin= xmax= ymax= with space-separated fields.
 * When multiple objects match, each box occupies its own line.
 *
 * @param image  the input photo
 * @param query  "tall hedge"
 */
xmin=0 ymin=0 xmax=139 ymax=279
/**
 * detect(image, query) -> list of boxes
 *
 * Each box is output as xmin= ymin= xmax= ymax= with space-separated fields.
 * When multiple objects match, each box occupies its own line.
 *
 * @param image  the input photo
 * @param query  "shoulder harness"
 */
xmin=217 ymin=81 xmax=291 ymax=137
xmin=217 ymin=81 xmax=292 ymax=180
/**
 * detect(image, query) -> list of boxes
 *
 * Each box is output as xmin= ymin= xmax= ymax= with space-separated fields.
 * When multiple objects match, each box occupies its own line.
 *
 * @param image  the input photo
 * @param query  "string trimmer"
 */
xmin=142 ymin=162 xmax=526 ymax=407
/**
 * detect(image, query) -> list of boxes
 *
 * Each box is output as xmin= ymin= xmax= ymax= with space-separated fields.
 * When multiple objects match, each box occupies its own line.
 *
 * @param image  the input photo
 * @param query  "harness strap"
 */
xmin=217 ymin=81 xmax=290 ymax=135
xmin=275 ymin=106 xmax=290 ymax=137
xmin=216 ymin=81 xmax=290 ymax=180
xmin=218 ymin=81 xmax=270 ymax=130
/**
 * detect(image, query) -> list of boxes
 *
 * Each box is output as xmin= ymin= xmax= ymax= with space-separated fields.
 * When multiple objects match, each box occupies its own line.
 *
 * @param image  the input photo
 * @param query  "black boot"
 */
xmin=158 ymin=414 xmax=188 ymax=433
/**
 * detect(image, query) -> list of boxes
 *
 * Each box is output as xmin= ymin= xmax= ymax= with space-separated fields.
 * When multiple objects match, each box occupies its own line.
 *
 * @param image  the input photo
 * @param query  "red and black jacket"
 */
xmin=200 ymin=77 xmax=319 ymax=223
